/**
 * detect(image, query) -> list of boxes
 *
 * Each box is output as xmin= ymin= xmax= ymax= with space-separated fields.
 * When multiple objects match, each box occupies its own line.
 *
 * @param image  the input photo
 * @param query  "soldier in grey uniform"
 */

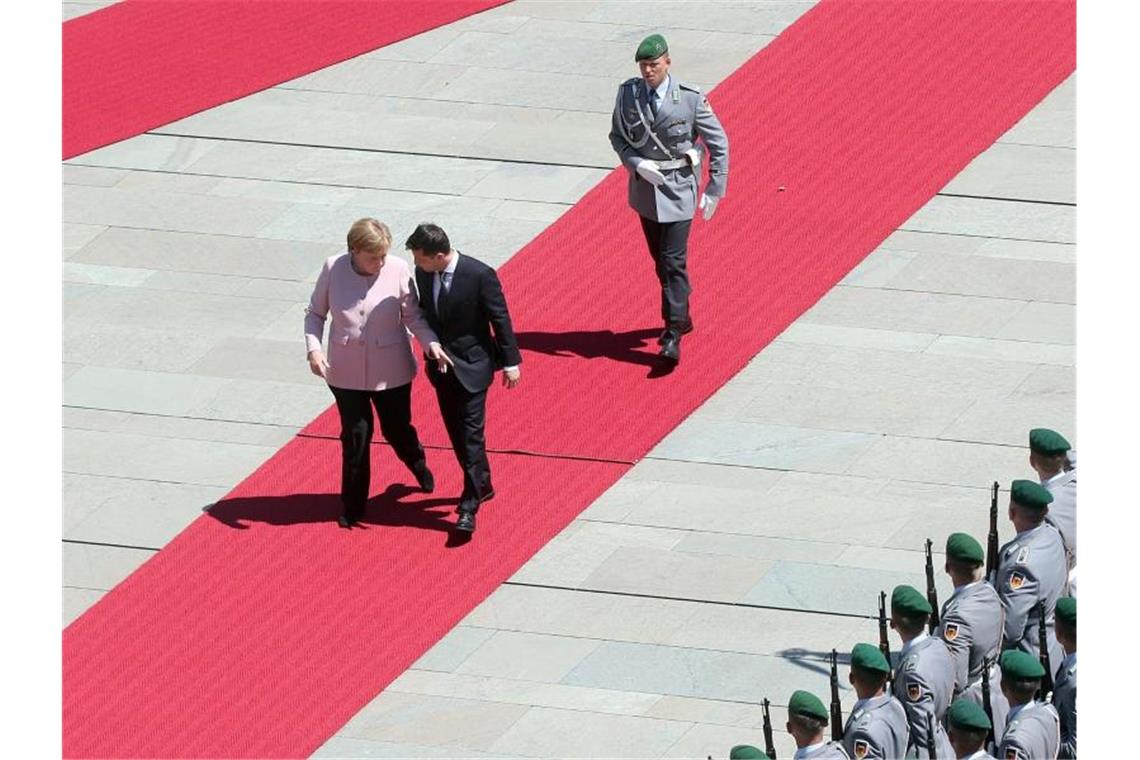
xmin=787 ymin=690 xmax=850 ymax=759
xmin=992 ymin=480 xmax=1066 ymax=671
xmin=843 ymin=643 xmax=909 ymax=759
xmin=889 ymin=585 xmax=955 ymax=758
xmin=1051 ymin=597 xmax=1075 ymax=759
xmin=1028 ymin=428 xmax=1076 ymax=572
xmin=938 ymin=532 xmax=1010 ymax=741
xmin=996 ymin=649 xmax=1061 ymax=760
xmin=609 ymin=33 xmax=729 ymax=365
xmin=946 ymin=699 xmax=997 ymax=760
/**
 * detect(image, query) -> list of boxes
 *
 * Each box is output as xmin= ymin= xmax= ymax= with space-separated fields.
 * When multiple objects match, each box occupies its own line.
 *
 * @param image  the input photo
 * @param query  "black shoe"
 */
xmin=411 ymin=460 xmax=435 ymax=493
xmin=455 ymin=511 xmax=477 ymax=533
xmin=657 ymin=319 xmax=693 ymax=344
xmin=658 ymin=333 xmax=681 ymax=364
xmin=338 ymin=511 xmax=357 ymax=529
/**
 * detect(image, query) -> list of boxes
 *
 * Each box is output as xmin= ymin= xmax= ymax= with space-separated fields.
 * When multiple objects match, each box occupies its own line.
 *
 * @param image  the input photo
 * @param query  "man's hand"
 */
xmin=699 ymin=193 xmax=720 ymax=220
xmin=428 ymin=342 xmax=454 ymax=374
xmin=635 ymin=160 xmax=666 ymax=187
xmin=307 ymin=349 xmax=330 ymax=380
xmin=502 ymin=366 xmax=521 ymax=389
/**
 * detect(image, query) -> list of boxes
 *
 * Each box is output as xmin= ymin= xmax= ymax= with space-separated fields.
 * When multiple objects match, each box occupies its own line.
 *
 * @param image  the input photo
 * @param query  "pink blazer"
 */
xmin=304 ymin=252 xmax=438 ymax=391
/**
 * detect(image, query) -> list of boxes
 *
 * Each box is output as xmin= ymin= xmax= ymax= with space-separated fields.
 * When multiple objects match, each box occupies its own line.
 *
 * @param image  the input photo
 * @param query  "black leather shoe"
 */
xmin=338 ymin=511 xmax=357 ymax=529
xmin=657 ymin=319 xmax=693 ymax=344
xmin=411 ymin=460 xmax=435 ymax=493
xmin=658 ymin=333 xmax=681 ymax=364
xmin=455 ymin=511 xmax=477 ymax=533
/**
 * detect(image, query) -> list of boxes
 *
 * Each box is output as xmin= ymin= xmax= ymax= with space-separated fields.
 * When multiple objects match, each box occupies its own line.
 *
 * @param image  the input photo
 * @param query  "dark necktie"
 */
xmin=436 ymin=270 xmax=452 ymax=310
xmin=648 ymin=88 xmax=657 ymax=117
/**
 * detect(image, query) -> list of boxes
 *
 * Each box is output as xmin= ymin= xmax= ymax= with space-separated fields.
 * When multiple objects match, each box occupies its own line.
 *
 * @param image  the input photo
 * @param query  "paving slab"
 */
xmin=63 ymin=542 xmax=155 ymax=592
xmin=65 ymin=475 xmax=226 ymax=549
xmin=338 ymin=691 xmax=530 ymax=750
xmin=801 ymin=286 xmax=1029 ymax=338
xmin=998 ymin=76 xmax=1074 ymax=149
xmin=454 ymin=630 xmax=603 ymax=682
xmin=941 ymin=143 xmax=1074 ymax=204
xmin=879 ymin=230 xmax=1075 ymax=264
xmin=581 ymin=545 xmax=775 ymax=604
xmin=487 ymin=706 xmax=691 ymax=759
xmin=901 ymin=195 xmax=1075 ymax=243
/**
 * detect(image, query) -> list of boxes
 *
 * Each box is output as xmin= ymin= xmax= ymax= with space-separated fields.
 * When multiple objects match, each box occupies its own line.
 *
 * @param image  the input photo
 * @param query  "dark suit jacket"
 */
xmin=415 ymin=252 xmax=521 ymax=394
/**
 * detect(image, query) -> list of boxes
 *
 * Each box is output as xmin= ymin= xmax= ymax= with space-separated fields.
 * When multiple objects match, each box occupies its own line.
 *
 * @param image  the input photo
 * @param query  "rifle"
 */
xmin=1037 ymin=602 xmax=1055 ymax=699
xmin=924 ymin=538 xmax=940 ymax=633
xmin=981 ymin=657 xmax=996 ymax=749
xmin=762 ymin=698 xmax=776 ymax=760
xmin=829 ymin=648 xmax=843 ymax=742
xmin=878 ymin=591 xmax=894 ymax=690
xmin=986 ymin=481 xmax=1000 ymax=579
xmin=926 ymin=711 xmax=938 ymax=759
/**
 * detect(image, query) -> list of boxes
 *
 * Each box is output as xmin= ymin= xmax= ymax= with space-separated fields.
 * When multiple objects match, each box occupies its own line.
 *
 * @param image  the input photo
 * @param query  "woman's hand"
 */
xmin=307 ymin=349 xmax=330 ymax=380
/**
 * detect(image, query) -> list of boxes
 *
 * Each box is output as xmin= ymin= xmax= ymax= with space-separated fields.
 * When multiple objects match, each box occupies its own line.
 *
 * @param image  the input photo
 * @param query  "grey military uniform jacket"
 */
xmin=843 ymin=695 xmax=909 ymax=759
xmin=937 ymin=580 xmax=1010 ymax=739
xmin=609 ymin=75 xmax=729 ymax=223
xmin=892 ymin=635 xmax=955 ymax=759
xmin=997 ymin=702 xmax=1060 ymax=760
xmin=1042 ymin=470 xmax=1076 ymax=569
xmin=797 ymin=741 xmax=851 ymax=758
xmin=993 ymin=524 xmax=1067 ymax=669
xmin=1051 ymin=653 xmax=1075 ymax=759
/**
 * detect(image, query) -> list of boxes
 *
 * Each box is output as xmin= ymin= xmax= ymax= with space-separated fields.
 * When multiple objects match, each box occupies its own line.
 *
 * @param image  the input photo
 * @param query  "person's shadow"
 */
xmin=515 ymin=327 xmax=676 ymax=377
xmin=205 ymin=484 xmax=473 ymax=547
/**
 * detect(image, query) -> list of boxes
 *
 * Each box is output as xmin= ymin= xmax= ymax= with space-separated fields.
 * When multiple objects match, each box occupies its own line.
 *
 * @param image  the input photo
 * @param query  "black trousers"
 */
xmin=429 ymin=367 xmax=491 ymax=514
xmin=330 ymin=383 xmax=425 ymax=517
xmin=639 ymin=216 xmax=693 ymax=329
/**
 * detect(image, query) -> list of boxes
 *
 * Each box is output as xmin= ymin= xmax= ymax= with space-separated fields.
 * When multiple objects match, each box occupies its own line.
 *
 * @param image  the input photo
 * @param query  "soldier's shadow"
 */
xmin=516 ymin=327 xmax=674 ymax=377
xmin=778 ymin=647 xmax=854 ymax=688
xmin=206 ymin=484 xmax=469 ymax=545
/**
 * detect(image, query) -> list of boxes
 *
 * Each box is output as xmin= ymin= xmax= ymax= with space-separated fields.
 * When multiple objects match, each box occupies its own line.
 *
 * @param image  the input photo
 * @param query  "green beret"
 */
xmin=1000 ymin=648 xmax=1045 ymax=680
xmin=891 ymin=585 xmax=932 ymax=617
xmin=635 ymin=33 xmax=668 ymax=61
xmin=946 ymin=532 xmax=985 ymax=564
xmin=1010 ymin=479 xmax=1053 ymax=510
xmin=947 ymin=698 xmax=992 ymax=731
xmin=788 ymin=690 xmax=829 ymax=722
xmin=1055 ymin=596 xmax=1076 ymax=626
xmin=729 ymin=745 xmax=766 ymax=760
xmin=851 ymin=642 xmax=891 ymax=674
xmin=1030 ymin=428 xmax=1071 ymax=456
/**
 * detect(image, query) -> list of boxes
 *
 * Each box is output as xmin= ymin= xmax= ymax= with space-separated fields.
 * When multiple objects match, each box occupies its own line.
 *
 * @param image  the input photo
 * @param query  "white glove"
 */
xmin=699 ymin=193 xmax=719 ymax=220
xmin=684 ymin=148 xmax=701 ymax=171
xmin=635 ymin=160 xmax=666 ymax=187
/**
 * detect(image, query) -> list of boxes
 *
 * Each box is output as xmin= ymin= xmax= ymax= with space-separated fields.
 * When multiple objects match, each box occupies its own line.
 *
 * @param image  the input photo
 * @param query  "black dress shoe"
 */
xmin=455 ymin=511 xmax=477 ymax=533
xmin=338 ymin=513 xmax=355 ymax=529
xmin=657 ymin=319 xmax=693 ymax=344
xmin=411 ymin=460 xmax=435 ymax=493
xmin=658 ymin=333 xmax=681 ymax=364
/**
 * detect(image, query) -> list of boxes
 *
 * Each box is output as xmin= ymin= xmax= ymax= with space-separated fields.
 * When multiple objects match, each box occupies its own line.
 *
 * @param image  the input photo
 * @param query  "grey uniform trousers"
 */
xmin=639 ymin=215 xmax=693 ymax=329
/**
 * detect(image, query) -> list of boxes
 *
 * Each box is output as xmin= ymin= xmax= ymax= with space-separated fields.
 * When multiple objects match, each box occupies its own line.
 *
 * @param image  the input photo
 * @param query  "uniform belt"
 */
xmin=656 ymin=157 xmax=689 ymax=170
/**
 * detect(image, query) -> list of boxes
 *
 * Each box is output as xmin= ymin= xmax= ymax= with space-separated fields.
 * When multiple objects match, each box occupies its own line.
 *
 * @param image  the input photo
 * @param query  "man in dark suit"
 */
xmin=406 ymin=223 xmax=521 ymax=534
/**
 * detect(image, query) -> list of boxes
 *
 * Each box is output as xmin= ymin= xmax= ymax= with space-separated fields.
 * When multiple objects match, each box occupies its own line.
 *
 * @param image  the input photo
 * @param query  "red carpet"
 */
xmin=62 ymin=0 xmax=511 ymax=159
xmin=63 ymin=1 xmax=1075 ymax=757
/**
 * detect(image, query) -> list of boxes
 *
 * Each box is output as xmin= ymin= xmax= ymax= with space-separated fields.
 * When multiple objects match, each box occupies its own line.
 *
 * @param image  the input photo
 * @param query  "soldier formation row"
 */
xmin=727 ymin=428 xmax=1077 ymax=760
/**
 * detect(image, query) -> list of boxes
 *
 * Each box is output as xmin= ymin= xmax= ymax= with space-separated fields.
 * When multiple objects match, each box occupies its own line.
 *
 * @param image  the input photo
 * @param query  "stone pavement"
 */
xmin=62 ymin=2 xmax=1073 ymax=757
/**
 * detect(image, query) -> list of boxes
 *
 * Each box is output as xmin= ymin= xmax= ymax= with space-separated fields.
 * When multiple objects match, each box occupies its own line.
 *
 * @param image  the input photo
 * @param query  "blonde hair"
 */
xmin=346 ymin=218 xmax=392 ymax=253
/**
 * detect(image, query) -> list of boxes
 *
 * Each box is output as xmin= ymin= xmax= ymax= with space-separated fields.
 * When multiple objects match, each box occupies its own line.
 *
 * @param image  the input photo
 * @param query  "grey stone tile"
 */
xmin=72 ymin=134 xmax=221 ymax=172
xmin=429 ymin=31 xmax=628 ymax=77
xmin=65 ymin=475 xmax=226 ymax=548
xmin=775 ymin=323 xmax=936 ymax=353
xmin=925 ymin=335 xmax=1074 ymax=367
xmin=181 ymin=378 xmax=334 ymax=427
xmin=995 ymin=302 xmax=1075 ymax=344
xmin=140 ymin=270 xmax=255 ymax=297
xmin=671 ymin=533 xmax=846 ymax=565
xmin=901 ymin=196 xmax=1075 ymax=244
xmin=645 ymin=695 xmax=760 ymax=728
xmin=64 ymin=183 xmax=290 ymax=237
xmin=359 ymin=25 xmax=466 ymax=63
xmin=339 ymin=691 xmax=529 ymax=750
xmin=188 ymin=337 xmax=310 ymax=382
xmin=801 ymin=286 xmax=1028 ymax=339
xmin=576 ymin=479 xmax=664 ymax=523
xmin=63 ymin=406 xmax=130 ymax=433
xmin=509 ymin=520 xmax=683 ymax=587
xmin=207 ymin=176 xmax=361 ymax=205
xmin=838 ymin=248 xmax=920 ymax=288
xmin=112 ymin=414 xmax=296 ymax=447
xmin=624 ymin=457 xmax=787 ymax=491
xmin=64 ymin=587 xmax=106 ymax=627
xmin=114 ymin=171 xmax=224 ymax=195
xmin=63 ymin=542 xmax=155 ymax=592
xmin=63 ymin=428 xmax=278 ymax=487
xmin=393 ymin=669 xmax=661 ymax=717
xmin=286 ymin=58 xmax=467 ymax=99
xmin=466 ymin=164 xmax=610 ymax=204
xmin=741 ymin=560 xmax=925 ymax=617
xmin=663 ymin=722 xmax=797 ymax=760
xmin=942 ymin=143 xmax=1074 ymax=204
xmin=410 ymin=625 xmax=497 ymax=673
xmin=63 ymin=165 xmax=128 ymax=187
xmin=63 ymin=223 xmax=108 ymax=258
xmin=582 ymin=0 xmax=814 ymax=36
xmin=64 ymin=262 xmax=153 ymax=287
xmin=424 ymin=65 xmax=616 ymax=112
xmin=846 ymin=436 xmax=1028 ymax=488
xmin=487 ymin=706 xmax=691 ymax=759
xmin=64 ymin=366 xmax=230 ymax=417
xmin=877 ymin=231 xmax=1076 ymax=265
xmin=650 ymin=418 xmax=879 ymax=474
xmin=64 ymin=323 xmax=225 ymax=374
xmin=464 ymin=584 xmax=699 ymax=646
xmin=312 ymin=736 xmax=533 ymax=758
xmin=881 ymin=253 xmax=1074 ymax=304
xmin=490 ymin=200 xmax=569 ymax=224
xmin=938 ymin=396 xmax=1075 ymax=447
xmin=68 ymin=226 xmax=333 ymax=280
xmin=581 ymin=545 xmax=774 ymax=604
xmin=999 ymin=76 xmax=1074 ymax=149
xmin=1009 ymin=365 xmax=1076 ymax=399
xmin=665 ymin=604 xmax=866 ymax=658
xmin=455 ymin=631 xmax=602 ymax=682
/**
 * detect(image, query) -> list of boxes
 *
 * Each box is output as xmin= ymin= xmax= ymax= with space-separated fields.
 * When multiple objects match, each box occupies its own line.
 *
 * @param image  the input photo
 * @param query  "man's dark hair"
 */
xmin=946 ymin=556 xmax=983 ymax=577
xmin=851 ymin=665 xmax=888 ymax=690
xmin=949 ymin=724 xmax=987 ymax=754
xmin=405 ymin=223 xmax=450 ymax=255
xmin=891 ymin=611 xmax=928 ymax=637
xmin=1001 ymin=675 xmax=1040 ymax=703
xmin=788 ymin=712 xmax=827 ymax=736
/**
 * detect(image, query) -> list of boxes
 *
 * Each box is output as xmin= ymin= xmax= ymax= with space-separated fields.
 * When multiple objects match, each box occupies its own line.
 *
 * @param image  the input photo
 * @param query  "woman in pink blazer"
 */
xmin=304 ymin=218 xmax=453 ymax=528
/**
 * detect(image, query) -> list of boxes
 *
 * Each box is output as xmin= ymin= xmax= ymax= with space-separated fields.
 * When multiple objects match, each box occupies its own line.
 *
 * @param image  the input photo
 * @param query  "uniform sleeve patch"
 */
xmin=943 ymin=623 xmax=959 ymax=641
xmin=1005 ymin=750 xmax=1020 ymax=760
xmin=907 ymin=683 xmax=922 ymax=702
xmin=1009 ymin=572 xmax=1026 ymax=590
xmin=853 ymin=739 xmax=870 ymax=759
